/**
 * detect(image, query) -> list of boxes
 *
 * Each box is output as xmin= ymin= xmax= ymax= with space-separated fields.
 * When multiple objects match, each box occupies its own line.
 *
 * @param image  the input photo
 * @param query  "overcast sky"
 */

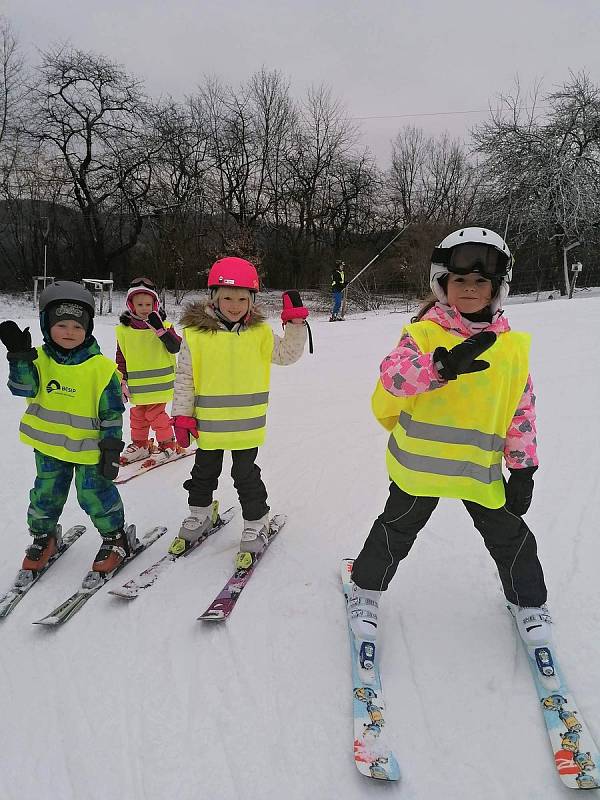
xmin=5 ymin=0 xmax=600 ymax=164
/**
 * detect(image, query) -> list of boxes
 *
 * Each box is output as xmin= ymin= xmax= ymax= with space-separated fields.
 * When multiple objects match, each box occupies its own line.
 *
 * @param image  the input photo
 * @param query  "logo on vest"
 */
xmin=46 ymin=379 xmax=76 ymax=395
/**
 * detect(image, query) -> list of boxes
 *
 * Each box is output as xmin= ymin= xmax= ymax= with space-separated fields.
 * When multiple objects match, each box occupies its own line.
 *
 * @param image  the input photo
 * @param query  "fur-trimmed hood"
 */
xmin=179 ymin=300 xmax=266 ymax=332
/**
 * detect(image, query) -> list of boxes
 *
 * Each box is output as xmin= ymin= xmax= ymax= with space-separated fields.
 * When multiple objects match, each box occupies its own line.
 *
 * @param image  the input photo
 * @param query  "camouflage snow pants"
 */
xmin=28 ymin=450 xmax=125 ymax=537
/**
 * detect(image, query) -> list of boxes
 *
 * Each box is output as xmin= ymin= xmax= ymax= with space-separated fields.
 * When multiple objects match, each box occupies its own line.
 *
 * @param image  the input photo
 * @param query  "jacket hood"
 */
xmin=423 ymin=303 xmax=511 ymax=336
xmin=180 ymin=301 xmax=266 ymax=332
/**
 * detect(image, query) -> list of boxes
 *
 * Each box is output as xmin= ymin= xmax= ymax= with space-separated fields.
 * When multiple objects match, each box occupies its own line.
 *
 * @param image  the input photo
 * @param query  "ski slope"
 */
xmin=1 ymin=292 xmax=599 ymax=800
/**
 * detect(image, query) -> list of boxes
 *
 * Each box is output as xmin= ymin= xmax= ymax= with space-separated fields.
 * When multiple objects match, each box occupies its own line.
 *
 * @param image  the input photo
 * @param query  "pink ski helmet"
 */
xmin=207 ymin=257 xmax=259 ymax=291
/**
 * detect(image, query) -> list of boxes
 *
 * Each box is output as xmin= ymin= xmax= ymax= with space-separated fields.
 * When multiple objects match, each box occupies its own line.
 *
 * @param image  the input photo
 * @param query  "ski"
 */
xmin=198 ymin=514 xmax=287 ymax=622
xmin=33 ymin=525 xmax=167 ymax=626
xmin=341 ymin=558 xmax=400 ymax=781
xmin=114 ymin=449 xmax=193 ymax=484
xmin=108 ymin=503 xmax=235 ymax=599
xmin=512 ymin=612 xmax=600 ymax=789
xmin=0 ymin=525 xmax=86 ymax=619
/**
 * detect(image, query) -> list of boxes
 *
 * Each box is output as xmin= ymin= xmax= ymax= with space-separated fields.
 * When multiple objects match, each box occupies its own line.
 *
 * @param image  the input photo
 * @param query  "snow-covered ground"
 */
xmin=0 ymin=289 xmax=599 ymax=800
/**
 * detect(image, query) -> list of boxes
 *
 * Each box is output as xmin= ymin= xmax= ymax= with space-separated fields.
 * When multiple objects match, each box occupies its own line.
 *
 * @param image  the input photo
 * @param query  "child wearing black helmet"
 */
xmin=0 ymin=281 xmax=134 ymax=574
xmin=348 ymin=228 xmax=550 ymax=652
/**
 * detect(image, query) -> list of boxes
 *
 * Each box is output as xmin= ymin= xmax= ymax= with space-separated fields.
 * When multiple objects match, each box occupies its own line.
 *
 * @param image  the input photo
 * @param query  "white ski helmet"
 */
xmin=430 ymin=227 xmax=513 ymax=313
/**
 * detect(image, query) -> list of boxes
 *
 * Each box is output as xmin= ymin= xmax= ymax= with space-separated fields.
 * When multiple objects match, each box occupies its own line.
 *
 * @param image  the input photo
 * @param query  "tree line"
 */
xmin=1 ymin=18 xmax=600 ymax=299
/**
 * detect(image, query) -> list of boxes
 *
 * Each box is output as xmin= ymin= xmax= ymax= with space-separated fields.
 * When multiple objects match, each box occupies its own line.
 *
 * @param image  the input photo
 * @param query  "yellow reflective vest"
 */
xmin=20 ymin=348 xmax=118 ymax=464
xmin=372 ymin=321 xmax=530 ymax=508
xmin=184 ymin=324 xmax=274 ymax=450
xmin=116 ymin=324 xmax=176 ymax=404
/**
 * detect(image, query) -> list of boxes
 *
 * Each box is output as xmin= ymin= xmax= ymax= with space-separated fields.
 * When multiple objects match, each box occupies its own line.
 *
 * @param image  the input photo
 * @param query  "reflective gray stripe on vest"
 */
xmin=388 ymin=434 xmax=502 ymax=485
xmin=130 ymin=381 xmax=175 ymax=394
xmin=24 ymin=403 xmax=100 ymax=431
xmin=20 ymin=422 xmax=99 ymax=453
xmin=399 ymin=411 xmax=505 ymax=453
xmin=196 ymin=415 xmax=267 ymax=433
xmin=194 ymin=392 xmax=269 ymax=408
xmin=128 ymin=366 xmax=175 ymax=380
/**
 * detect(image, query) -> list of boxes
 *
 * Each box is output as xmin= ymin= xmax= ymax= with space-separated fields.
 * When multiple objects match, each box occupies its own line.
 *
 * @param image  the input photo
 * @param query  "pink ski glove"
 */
xmin=281 ymin=290 xmax=309 ymax=325
xmin=172 ymin=415 xmax=199 ymax=448
xmin=121 ymin=379 xmax=130 ymax=402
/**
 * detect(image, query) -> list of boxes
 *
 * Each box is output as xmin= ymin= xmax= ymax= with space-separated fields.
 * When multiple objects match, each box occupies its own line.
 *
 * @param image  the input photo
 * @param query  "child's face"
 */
xmin=131 ymin=293 xmax=155 ymax=319
xmin=446 ymin=273 xmax=493 ymax=314
xmin=218 ymin=289 xmax=250 ymax=322
xmin=50 ymin=320 xmax=86 ymax=349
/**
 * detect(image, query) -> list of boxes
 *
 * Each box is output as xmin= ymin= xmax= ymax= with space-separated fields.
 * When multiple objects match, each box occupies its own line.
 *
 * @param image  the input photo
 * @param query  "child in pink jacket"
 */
xmin=348 ymin=227 xmax=550 ymax=652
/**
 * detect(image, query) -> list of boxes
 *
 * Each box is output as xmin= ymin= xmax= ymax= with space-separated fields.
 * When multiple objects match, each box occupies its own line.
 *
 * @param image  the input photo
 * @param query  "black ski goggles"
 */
xmin=130 ymin=276 xmax=157 ymax=290
xmin=432 ymin=243 xmax=512 ymax=278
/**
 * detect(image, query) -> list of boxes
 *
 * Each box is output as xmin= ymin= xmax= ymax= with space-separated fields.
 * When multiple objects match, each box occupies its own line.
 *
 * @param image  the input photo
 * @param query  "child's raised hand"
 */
xmin=0 ymin=321 xmax=37 ymax=361
xmin=146 ymin=312 xmax=166 ymax=335
xmin=281 ymin=290 xmax=309 ymax=325
xmin=433 ymin=331 xmax=496 ymax=381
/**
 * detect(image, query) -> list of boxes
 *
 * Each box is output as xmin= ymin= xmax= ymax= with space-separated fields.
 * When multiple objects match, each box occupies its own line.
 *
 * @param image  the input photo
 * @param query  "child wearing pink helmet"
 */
xmin=116 ymin=277 xmax=182 ymax=464
xmin=171 ymin=257 xmax=309 ymax=556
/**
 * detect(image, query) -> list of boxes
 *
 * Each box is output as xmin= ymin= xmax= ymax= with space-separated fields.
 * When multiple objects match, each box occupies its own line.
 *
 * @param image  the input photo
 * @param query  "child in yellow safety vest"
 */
xmin=348 ymin=228 xmax=552 ymax=650
xmin=116 ymin=277 xmax=182 ymax=465
xmin=0 ymin=281 xmax=134 ymax=574
xmin=171 ymin=257 xmax=309 ymax=556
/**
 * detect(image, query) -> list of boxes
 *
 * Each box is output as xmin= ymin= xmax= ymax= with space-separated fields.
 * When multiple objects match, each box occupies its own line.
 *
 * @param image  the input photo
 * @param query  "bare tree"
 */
xmin=472 ymin=72 xmax=600 ymax=293
xmin=26 ymin=46 xmax=159 ymax=275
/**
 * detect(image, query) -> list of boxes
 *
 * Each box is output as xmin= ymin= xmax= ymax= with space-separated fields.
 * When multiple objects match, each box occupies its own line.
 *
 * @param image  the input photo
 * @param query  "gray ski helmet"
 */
xmin=39 ymin=281 xmax=95 ymax=317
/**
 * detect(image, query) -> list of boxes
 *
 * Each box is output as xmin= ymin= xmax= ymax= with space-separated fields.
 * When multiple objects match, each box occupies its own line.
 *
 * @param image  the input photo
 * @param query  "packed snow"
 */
xmin=0 ymin=289 xmax=599 ymax=800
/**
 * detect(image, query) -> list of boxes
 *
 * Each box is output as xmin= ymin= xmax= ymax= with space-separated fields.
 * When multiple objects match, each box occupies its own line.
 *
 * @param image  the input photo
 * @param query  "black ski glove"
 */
xmin=0 ymin=321 xmax=37 ymax=362
xmin=504 ymin=466 xmax=537 ymax=516
xmin=433 ymin=331 xmax=497 ymax=381
xmin=146 ymin=311 xmax=165 ymax=331
xmin=98 ymin=438 xmax=125 ymax=481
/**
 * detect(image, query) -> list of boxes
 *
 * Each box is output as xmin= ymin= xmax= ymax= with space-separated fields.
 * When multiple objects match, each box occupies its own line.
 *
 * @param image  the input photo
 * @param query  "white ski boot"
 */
xmin=178 ymin=505 xmax=215 ymax=544
xmin=509 ymin=603 xmax=553 ymax=646
xmin=348 ymin=582 xmax=380 ymax=640
xmin=239 ymin=514 xmax=270 ymax=554
xmin=120 ymin=440 xmax=152 ymax=465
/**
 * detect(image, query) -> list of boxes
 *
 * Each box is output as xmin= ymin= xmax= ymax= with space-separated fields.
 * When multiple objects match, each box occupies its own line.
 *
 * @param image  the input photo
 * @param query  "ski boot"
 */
xmin=348 ymin=581 xmax=380 ymax=640
xmin=22 ymin=526 xmax=63 ymax=571
xmin=239 ymin=514 xmax=270 ymax=555
xmin=143 ymin=439 xmax=184 ymax=466
xmin=168 ymin=502 xmax=219 ymax=555
xmin=508 ymin=602 xmax=553 ymax=646
xmin=92 ymin=526 xmax=137 ymax=573
xmin=120 ymin=439 xmax=153 ymax=465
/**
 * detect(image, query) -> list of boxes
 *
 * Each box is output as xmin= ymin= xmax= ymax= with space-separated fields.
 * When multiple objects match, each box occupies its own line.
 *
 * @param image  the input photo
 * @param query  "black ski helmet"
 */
xmin=39 ymin=281 xmax=96 ymax=339
xmin=39 ymin=281 xmax=96 ymax=317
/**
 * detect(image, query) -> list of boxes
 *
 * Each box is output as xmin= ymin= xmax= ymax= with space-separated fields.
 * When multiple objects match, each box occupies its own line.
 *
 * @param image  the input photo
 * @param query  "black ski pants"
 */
xmin=183 ymin=447 xmax=269 ymax=521
xmin=351 ymin=482 xmax=547 ymax=607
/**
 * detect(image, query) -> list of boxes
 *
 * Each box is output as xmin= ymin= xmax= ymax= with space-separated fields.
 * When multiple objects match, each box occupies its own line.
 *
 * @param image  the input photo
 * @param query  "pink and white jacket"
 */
xmin=379 ymin=303 xmax=538 ymax=470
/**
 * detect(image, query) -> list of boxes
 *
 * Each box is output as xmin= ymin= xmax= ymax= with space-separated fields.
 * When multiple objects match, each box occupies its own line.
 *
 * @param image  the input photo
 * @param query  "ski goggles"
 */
xmin=432 ymin=243 xmax=512 ymax=277
xmin=129 ymin=276 xmax=157 ymax=290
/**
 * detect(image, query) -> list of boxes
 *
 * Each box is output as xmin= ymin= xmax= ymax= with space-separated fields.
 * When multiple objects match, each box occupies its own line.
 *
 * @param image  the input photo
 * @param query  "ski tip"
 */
xmin=32 ymin=617 xmax=60 ymax=627
xmin=198 ymin=611 xmax=226 ymax=622
xmin=107 ymin=589 xmax=138 ymax=600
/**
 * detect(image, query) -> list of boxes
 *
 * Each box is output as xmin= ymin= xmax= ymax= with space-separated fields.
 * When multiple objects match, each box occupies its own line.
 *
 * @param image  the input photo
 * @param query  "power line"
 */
xmin=352 ymin=104 xmax=549 ymax=121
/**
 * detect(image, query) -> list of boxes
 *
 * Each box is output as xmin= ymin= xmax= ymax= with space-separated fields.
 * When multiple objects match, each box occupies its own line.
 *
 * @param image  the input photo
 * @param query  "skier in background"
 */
xmin=116 ymin=277 xmax=182 ymax=465
xmin=0 ymin=281 xmax=133 ymax=574
xmin=348 ymin=228 xmax=551 ymax=649
xmin=330 ymin=260 xmax=346 ymax=321
xmin=171 ymin=256 xmax=308 ymax=556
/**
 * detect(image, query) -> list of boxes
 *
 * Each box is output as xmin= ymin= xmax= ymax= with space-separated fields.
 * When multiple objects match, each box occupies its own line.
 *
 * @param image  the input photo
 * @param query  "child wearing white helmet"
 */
xmin=170 ymin=256 xmax=309 ymax=559
xmin=348 ymin=227 xmax=551 ymax=651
